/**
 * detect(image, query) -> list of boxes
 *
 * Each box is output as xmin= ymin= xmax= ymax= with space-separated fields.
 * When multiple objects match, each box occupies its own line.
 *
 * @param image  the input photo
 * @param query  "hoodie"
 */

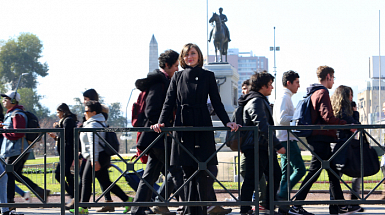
xmin=306 ymin=84 xmax=346 ymax=140
xmin=239 ymin=91 xmax=283 ymax=151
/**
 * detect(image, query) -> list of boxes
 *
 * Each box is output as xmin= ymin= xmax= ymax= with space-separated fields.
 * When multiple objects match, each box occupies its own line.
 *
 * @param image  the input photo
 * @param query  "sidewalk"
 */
xmin=8 ymin=204 xmax=385 ymax=214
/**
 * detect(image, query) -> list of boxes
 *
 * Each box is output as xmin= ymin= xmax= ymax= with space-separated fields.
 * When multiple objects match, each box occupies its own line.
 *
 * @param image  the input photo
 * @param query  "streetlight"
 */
xmin=125 ymin=88 xmax=136 ymax=153
xmin=270 ymin=27 xmax=280 ymax=100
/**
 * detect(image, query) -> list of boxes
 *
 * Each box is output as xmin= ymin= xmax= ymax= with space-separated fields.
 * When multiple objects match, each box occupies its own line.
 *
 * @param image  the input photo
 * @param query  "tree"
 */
xmin=18 ymin=88 xmax=50 ymax=120
xmin=0 ymin=33 xmax=49 ymax=89
xmin=108 ymin=102 xmax=126 ymax=128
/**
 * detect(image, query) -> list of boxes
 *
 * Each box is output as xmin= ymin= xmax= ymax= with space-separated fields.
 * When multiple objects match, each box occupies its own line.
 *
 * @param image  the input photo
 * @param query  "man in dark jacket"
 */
xmin=289 ymin=66 xmax=359 ymax=215
xmin=239 ymin=72 xmax=286 ymax=215
xmin=131 ymin=50 xmax=181 ymax=215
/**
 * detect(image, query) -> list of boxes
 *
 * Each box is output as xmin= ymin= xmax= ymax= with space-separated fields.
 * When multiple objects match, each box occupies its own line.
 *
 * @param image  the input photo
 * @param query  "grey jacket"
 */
xmin=79 ymin=113 xmax=106 ymax=162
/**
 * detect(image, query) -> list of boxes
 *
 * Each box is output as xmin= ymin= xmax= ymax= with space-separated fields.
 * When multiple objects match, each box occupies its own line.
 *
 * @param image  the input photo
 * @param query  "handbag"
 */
xmin=340 ymin=133 xmax=380 ymax=177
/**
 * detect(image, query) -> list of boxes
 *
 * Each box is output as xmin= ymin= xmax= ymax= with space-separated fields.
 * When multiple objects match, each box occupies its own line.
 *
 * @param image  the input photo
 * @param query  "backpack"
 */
xmin=131 ymin=91 xmax=148 ymax=127
xmin=13 ymin=110 xmax=41 ymax=144
xmin=96 ymin=121 xmax=120 ymax=156
xmin=225 ymin=106 xmax=249 ymax=151
xmin=290 ymin=93 xmax=315 ymax=137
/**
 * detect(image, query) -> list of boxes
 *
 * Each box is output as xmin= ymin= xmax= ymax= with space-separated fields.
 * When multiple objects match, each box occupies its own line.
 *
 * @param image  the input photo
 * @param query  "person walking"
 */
xmin=289 ymin=66 xmax=360 ymax=215
xmin=49 ymin=103 xmax=77 ymax=209
xmin=70 ymin=101 xmax=133 ymax=215
xmin=130 ymin=49 xmax=182 ymax=215
xmin=273 ymin=70 xmax=306 ymax=213
xmin=152 ymin=43 xmax=239 ymax=215
xmin=238 ymin=71 xmax=286 ymax=215
xmin=0 ymin=91 xmax=50 ymax=208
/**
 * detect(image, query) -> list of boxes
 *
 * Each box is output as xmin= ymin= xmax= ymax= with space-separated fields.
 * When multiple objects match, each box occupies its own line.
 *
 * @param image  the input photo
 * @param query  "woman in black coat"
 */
xmin=152 ymin=43 xmax=239 ymax=214
xmin=49 ymin=103 xmax=78 ymax=203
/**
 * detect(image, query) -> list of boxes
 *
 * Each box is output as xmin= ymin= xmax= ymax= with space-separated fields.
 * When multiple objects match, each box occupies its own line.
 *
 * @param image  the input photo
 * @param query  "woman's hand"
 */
xmin=92 ymin=161 xmax=101 ymax=171
xmin=151 ymin=123 xmax=165 ymax=133
xmin=226 ymin=122 xmax=241 ymax=132
xmin=277 ymin=147 xmax=286 ymax=154
xmin=53 ymin=122 xmax=59 ymax=127
xmin=49 ymin=133 xmax=57 ymax=139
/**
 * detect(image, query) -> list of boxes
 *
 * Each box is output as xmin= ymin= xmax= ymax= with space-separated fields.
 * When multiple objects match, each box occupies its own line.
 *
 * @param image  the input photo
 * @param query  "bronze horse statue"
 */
xmin=209 ymin=12 xmax=229 ymax=63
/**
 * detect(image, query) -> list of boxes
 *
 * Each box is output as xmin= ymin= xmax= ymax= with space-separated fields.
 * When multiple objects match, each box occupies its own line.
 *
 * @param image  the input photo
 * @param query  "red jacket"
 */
xmin=310 ymin=88 xmax=346 ymax=138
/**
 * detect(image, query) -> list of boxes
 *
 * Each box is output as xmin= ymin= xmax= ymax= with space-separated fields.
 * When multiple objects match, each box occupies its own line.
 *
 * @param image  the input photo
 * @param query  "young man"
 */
xmin=273 ymin=70 xmax=306 ymax=214
xmin=289 ymin=66 xmax=359 ymax=215
xmin=239 ymin=71 xmax=286 ymax=215
xmin=131 ymin=50 xmax=182 ymax=215
xmin=0 ymin=91 xmax=50 ymax=208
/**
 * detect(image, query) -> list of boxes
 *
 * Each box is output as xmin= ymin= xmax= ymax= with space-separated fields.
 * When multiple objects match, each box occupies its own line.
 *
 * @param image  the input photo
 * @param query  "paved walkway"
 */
xmin=6 ymin=204 xmax=385 ymax=214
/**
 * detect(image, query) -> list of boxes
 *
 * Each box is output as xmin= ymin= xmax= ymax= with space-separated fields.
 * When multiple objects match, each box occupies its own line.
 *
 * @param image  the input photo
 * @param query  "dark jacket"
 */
xmin=307 ymin=84 xmax=346 ymax=141
xmin=136 ymin=69 xmax=172 ymax=151
xmin=239 ymin=91 xmax=282 ymax=152
xmin=337 ymin=108 xmax=360 ymax=143
xmin=56 ymin=114 xmax=77 ymax=156
xmin=158 ymin=66 xmax=230 ymax=166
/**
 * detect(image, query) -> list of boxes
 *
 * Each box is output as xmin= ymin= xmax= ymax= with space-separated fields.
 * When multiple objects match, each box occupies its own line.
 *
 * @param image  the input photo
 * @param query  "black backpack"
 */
xmin=290 ymin=93 xmax=315 ymax=137
xmin=13 ymin=110 xmax=41 ymax=144
xmin=96 ymin=121 xmax=120 ymax=156
xmin=225 ymin=106 xmax=249 ymax=151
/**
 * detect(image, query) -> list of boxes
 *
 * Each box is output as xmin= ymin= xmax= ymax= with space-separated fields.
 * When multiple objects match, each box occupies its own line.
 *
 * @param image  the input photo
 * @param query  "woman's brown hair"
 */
xmin=179 ymin=43 xmax=204 ymax=69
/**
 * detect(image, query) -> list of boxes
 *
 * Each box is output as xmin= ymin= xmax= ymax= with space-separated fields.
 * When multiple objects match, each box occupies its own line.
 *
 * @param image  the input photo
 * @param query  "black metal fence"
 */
xmin=1 ymin=125 xmax=384 ymax=215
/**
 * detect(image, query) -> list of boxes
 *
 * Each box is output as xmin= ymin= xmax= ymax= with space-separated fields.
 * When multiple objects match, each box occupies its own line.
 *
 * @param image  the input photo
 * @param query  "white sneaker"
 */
xmin=23 ymin=191 xmax=31 ymax=203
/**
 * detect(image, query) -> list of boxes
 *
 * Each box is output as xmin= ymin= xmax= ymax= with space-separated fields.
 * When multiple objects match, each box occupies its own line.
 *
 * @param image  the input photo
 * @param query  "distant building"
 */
xmin=149 ymin=34 xmax=158 ymax=73
xmin=205 ymin=48 xmax=268 ymax=97
xmin=357 ymin=56 xmax=385 ymax=124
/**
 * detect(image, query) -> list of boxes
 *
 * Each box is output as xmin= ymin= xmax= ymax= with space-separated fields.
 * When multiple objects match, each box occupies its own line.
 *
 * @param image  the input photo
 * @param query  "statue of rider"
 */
xmin=208 ymin=7 xmax=231 ymax=42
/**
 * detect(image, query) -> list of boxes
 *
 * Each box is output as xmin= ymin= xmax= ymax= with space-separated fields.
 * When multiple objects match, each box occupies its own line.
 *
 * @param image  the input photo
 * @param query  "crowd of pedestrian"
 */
xmin=0 ymin=42 xmax=380 ymax=215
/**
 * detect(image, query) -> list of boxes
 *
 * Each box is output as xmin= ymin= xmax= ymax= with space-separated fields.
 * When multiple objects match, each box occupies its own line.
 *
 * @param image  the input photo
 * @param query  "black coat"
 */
xmin=56 ymin=114 xmax=77 ymax=157
xmin=239 ymin=91 xmax=282 ymax=152
xmin=158 ymin=66 xmax=230 ymax=166
xmin=136 ymin=70 xmax=172 ymax=151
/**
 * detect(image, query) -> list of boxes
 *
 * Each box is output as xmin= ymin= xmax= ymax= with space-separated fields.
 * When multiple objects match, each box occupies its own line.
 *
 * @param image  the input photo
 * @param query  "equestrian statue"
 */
xmin=208 ymin=7 xmax=231 ymax=63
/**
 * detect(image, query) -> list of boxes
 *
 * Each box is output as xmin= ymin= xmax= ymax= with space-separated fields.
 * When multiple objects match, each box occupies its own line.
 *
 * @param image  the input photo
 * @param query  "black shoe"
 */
xmin=339 ymin=205 xmax=361 ymax=214
xmin=288 ymin=206 xmax=314 ymax=215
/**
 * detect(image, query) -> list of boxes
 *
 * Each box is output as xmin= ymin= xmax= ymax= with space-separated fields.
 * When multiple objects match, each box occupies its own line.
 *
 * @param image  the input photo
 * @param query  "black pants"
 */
xmin=295 ymin=138 xmax=344 ymax=213
xmin=132 ymin=148 xmax=177 ymax=215
xmin=6 ymin=153 xmax=42 ymax=202
xmin=240 ymin=148 xmax=281 ymax=212
xmin=79 ymin=151 xmax=128 ymax=203
xmin=55 ymin=149 xmax=75 ymax=198
xmin=182 ymin=165 xmax=209 ymax=215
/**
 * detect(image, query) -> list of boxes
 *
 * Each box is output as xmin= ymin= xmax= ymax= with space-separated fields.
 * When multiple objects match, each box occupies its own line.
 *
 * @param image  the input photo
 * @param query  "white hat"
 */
xmin=1 ymin=91 xmax=21 ymax=102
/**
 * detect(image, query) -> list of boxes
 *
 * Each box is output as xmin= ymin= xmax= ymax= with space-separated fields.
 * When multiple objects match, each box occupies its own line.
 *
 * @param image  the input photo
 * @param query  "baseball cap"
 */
xmin=1 ymin=91 xmax=21 ymax=102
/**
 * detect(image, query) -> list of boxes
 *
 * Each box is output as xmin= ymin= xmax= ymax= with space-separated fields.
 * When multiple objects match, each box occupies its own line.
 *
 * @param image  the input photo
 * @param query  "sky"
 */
xmin=0 ymin=0 xmax=384 ymax=118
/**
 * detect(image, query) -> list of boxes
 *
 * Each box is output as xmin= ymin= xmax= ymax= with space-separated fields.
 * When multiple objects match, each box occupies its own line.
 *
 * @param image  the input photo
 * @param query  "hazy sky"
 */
xmin=0 ymin=0 xmax=384 ymax=116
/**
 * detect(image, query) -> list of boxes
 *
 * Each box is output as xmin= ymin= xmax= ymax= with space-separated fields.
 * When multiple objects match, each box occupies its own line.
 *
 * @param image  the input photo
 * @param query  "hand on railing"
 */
xmin=277 ymin=147 xmax=286 ymax=154
xmin=226 ymin=122 xmax=241 ymax=132
xmin=151 ymin=123 xmax=165 ymax=133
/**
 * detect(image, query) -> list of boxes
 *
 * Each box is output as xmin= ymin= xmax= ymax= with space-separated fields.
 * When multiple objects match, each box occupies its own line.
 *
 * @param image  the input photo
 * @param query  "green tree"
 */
xmin=107 ymin=102 xmax=126 ymax=128
xmin=17 ymin=88 xmax=50 ymax=119
xmin=0 ymin=33 xmax=48 ymax=89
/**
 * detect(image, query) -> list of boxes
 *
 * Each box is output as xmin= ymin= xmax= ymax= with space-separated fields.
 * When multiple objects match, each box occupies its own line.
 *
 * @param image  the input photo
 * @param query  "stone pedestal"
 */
xmin=204 ymin=63 xmax=239 ymax=115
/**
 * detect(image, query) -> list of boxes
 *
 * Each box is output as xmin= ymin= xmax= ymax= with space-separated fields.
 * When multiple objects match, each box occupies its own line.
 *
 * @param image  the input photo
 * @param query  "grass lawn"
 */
xmin=17 ymin=154 xmax=384 ymax=196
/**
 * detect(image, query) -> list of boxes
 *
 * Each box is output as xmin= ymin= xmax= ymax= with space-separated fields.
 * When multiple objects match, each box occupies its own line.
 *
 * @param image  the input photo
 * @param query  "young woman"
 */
xmin=152 ymin=43 xmax=239 ymax=214
xmin=331 ymin=85 xmax=363 ymax=212
xmin=49 ymin=103 xmax=78 ymax=207
xmin=70 ymin=101 xmax=133 ymax=214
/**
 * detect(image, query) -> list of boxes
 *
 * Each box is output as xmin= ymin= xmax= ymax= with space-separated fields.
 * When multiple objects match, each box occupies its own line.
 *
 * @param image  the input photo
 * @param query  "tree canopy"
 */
xmin=0 ymin=33 xmax=48 ymax=89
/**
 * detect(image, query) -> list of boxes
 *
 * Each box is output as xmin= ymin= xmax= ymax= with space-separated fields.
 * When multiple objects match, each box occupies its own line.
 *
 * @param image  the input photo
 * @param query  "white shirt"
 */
xmin=273 ymin=88 xmax=297 ymax=142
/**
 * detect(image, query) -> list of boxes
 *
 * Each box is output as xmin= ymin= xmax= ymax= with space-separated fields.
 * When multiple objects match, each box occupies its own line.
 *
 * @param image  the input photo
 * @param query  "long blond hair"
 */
xmin=331 ymin=85 xmax=353 ymax=118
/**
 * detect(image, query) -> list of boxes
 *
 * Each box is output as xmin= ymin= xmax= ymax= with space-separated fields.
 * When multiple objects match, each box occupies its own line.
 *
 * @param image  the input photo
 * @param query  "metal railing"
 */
xmin=269 ymin=124 xmax=385 ymax=215
xmin=72 ymin=126 xmax=259 ymax=215
xmin=0 ymin=128 xmax=65 ymax=213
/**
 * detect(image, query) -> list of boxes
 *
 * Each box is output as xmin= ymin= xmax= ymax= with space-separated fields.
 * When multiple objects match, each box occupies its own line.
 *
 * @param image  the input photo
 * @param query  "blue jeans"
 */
xmin=278 ymin=140 xmax=306 ymax=199
xmin=0 ymin=161 xmax=9 ymax=213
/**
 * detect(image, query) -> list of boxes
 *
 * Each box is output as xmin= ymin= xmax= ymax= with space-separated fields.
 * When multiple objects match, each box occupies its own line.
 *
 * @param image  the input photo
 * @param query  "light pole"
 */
xmin=270 ymin=27 xmax=280 ymax=100
xmin=125 ymin=88 xmax=136 ymax=153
